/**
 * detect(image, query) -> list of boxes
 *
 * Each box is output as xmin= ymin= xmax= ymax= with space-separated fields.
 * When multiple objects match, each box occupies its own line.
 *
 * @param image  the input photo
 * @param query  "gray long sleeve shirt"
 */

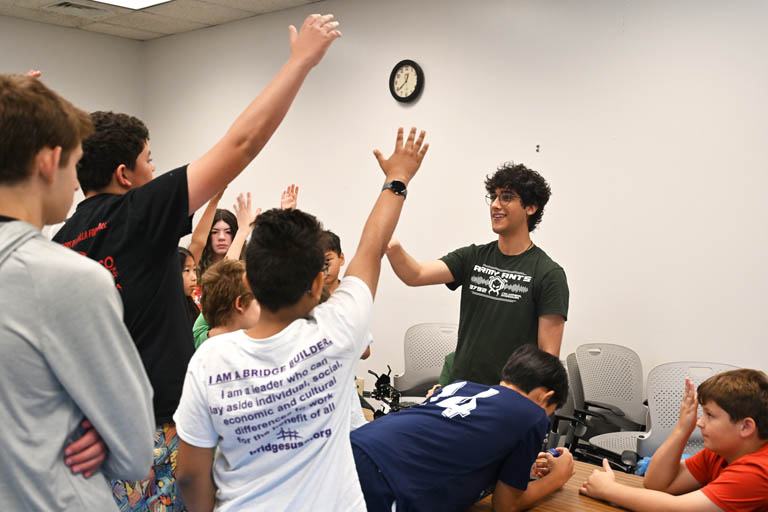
xmin=0 ymin=220 xmax=155 ymax=510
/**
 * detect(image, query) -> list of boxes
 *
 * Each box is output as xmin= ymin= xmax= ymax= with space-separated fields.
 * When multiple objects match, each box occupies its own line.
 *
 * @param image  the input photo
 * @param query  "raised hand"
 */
xmin=373 ymin=127 xmax=430 ymax=185
xmin=233 ymin=192 xmax=260 ymax=230
xmin=677 ymin=377 xmax=699 ymax=435
xmin=280 ymin=184 xmax=299 ymax=210
xmin=289 ymin=14 xmax=342 ymax=69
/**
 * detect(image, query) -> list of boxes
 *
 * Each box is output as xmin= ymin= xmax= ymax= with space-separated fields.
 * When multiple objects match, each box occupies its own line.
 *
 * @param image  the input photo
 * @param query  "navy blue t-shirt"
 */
xmin=351 ymin=381 xmax=549 ymax=511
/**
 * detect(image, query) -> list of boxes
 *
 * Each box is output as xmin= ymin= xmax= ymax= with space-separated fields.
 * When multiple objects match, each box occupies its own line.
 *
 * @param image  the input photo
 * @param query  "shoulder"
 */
xmin=320 ymin=276 xmax=373 ymax=310
xmin=531 ymin=246 xmax=564 ymax=271
xmin=23 ymin=234 xmax=115 ymax=290
xmin=128 ymin=166 xmax=189 ymax=198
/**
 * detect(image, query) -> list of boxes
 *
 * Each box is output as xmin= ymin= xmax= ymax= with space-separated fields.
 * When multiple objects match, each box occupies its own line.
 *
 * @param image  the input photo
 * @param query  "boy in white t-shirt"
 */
xmin=173 ymin=127 xmax=429 ymax=511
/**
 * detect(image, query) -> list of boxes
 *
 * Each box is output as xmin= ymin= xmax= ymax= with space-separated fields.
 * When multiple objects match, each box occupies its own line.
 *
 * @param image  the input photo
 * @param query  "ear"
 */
xmin=525 ymin=204 xmax=538 ymax=216
xmin=309 ymin=271 xmax=324 ymax=301
xmin=115 ymin=164 xmax=132 ymax=188
xmin=339 ymin=252 xmax=346 ymax=266
xmin=740 ymin=417 xmax=758 ymax=439
xmin=234 ymin=295 xmax=246 ymax=314
xmin=529 ymin=387 xmax=555 ymax=409
xmin=36 ymin=146 xmax=63 ymax=185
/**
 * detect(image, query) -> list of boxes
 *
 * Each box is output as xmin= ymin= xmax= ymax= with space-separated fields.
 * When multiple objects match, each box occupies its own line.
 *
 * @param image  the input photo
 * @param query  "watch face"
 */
xmin=389 ymin=180 xmax=406 ymax=194
xmin=389 ymin=59 xmax=424 ymax=103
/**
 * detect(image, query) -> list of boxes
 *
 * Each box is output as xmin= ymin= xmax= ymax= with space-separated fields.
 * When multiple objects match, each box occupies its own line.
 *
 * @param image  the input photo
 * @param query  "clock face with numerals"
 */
xmin=389 ymin=59 xmax=424 ymax=103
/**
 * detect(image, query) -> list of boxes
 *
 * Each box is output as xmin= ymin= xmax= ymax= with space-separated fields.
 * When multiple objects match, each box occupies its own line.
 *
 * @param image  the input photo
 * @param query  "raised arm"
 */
xmin=188 ymin=188 xmax=225 ymax=264
xmin=226 ymin=192 xmax=260 ymax=260
xmin=643 ymin=378 xmax=702 ymax=494
xmin=345 ymin=127 xmax=429 ymax=298
xmin=385 ymin=238 xmax=454 ymax=286
xmin=186 ymin=14 xmax=341 ymax=213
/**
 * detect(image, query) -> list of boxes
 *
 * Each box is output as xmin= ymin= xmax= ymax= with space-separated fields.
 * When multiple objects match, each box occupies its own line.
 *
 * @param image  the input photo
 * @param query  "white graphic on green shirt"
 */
xmin=468 ymin=264 xmax=532 ymax=303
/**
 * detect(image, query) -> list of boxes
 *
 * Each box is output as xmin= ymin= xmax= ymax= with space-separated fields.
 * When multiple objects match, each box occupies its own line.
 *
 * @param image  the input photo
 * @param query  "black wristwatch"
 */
xmin=382 ymin=180 xmax=407 ymax=198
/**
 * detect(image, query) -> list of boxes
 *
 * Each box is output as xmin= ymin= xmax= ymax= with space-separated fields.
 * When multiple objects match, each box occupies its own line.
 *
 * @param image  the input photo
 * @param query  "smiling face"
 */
xmin=210 ymin=220 xmax=234 ymax=258
xmin=489 ymin=187 xmax=536 ymax=236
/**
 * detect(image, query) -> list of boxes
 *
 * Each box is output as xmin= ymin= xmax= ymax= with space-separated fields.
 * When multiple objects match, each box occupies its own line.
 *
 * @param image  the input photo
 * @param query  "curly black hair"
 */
xmin=485 ymin=162 xmax=551 ymax=232
xmin=77 ymin=111 xmax=148 ymax=194
xmin=245 ymin=208 xmax=325 ymax=312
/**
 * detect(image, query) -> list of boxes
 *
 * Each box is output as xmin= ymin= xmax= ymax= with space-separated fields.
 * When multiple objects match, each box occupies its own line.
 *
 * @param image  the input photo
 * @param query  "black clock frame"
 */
xmin=389 ymin=59 xmax=424 ymax=103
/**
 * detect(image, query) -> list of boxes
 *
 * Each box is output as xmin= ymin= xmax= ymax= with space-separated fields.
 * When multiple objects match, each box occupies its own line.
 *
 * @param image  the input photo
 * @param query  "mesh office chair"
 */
xmin=636 ymin=361 xmax=739 ymax=458
xmin=392 ymin=323 xmax=458 ymax=396
xmin=576 ymin=344 xmax=647 ymax=467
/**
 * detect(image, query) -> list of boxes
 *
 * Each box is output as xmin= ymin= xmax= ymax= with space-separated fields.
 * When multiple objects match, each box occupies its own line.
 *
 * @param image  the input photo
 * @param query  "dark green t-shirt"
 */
xmin=440 ymin=242 xmax=569 ymax=385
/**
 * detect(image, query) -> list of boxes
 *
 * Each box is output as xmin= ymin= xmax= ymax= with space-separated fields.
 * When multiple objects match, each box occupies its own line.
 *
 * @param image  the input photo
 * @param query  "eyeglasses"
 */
xmin=485 ymin=191 xmax=518 ymax=206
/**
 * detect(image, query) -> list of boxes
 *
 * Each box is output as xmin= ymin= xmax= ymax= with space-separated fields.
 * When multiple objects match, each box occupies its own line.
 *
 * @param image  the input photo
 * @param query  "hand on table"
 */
xmin=579 ymin=458 xmax=618 ymax=501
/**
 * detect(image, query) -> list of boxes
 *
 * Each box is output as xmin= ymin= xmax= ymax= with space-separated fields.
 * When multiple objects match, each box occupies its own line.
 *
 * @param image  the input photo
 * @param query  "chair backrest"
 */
xmin=566 ymin=352 xmax=586 ymax=412
xmin=576 ymin=343 xmax=646 ymax=426
xmin=393 ymin=323 xmax=458 ymax=396
xmin=637 ymin=361 xmax=739 ymax=458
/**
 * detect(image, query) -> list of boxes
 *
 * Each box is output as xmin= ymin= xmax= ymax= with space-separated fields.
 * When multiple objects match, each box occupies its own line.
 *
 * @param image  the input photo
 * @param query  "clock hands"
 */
xmin=396 ymin=73 xmax=409 ymax=92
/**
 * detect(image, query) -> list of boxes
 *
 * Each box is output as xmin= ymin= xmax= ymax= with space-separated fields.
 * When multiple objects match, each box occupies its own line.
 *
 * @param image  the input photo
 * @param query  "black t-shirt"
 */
xmin=53 ymin=166 xmax=194 ymax=424
xmin=440 ymin=242 xmax=569 ymax=385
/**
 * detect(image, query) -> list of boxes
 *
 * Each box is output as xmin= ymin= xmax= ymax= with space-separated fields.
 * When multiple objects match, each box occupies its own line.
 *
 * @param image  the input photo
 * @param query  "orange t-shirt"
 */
xmin=685 ymin=443 xmax=768 ymax=512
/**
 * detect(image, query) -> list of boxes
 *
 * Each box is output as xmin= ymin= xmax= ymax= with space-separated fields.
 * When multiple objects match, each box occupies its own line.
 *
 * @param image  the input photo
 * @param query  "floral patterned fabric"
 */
xmin=111 ymin=423 xmax=186 ymax=512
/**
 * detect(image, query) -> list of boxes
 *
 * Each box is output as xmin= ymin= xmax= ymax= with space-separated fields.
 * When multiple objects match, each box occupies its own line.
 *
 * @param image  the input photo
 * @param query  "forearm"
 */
xmin=187 ymin=57 xmax=312 ymax=212
xmin=226 ymin=228 xmax=250 ymax=260
xmin=644 ymin=429 xmax=691 ymax=491
xmin=347 ymin=192 xmax=406 ymax=298
xmin=506 ymin=477 xmax=565 ymax=511
xmin=189 ymin=196 xmax=221 ymax=262
xmin=599 ymin=483 xmax=703 ymax=512
xmin=385 ymin=244 xmax=424 ymax=285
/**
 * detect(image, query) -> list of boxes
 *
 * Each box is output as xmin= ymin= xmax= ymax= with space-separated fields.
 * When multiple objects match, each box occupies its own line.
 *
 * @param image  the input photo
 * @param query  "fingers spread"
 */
xmin=394 ymin=127 xmax=404 ymax=149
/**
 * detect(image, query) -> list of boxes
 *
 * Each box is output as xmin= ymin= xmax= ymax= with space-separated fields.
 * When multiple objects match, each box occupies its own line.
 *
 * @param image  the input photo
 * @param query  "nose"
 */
xmin=696 ymin=415 xmax=704 ymax=428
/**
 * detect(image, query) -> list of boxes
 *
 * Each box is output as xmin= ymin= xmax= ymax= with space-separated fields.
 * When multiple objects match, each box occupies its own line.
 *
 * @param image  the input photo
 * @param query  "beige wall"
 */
xmin=4 ymin=0 xmax=768 ymax=387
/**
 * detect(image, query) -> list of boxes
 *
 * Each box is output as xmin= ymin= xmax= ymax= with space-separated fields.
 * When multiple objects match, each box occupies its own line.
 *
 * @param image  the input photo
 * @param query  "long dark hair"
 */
xmin=198 ymin=209 xmax=242 ymax=280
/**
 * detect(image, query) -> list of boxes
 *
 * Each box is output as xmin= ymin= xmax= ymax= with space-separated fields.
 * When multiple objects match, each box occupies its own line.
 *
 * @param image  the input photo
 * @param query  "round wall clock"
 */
xmin=389 ymin=59 xmax=424 ymax=103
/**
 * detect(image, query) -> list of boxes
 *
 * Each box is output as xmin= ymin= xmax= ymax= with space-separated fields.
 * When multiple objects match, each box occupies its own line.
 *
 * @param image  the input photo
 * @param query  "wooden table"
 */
xmin=467 ymin=460 xmax=644 ymax=511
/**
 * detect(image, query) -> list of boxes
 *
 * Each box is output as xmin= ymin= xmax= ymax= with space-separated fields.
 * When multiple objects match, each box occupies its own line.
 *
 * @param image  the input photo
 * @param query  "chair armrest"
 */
xmin=584 ymin=400 xmax=626 ymax=417
xmin=552 ymin=413 xmax=591 ymax=430
xmin=573 ymin=407 xmax=608 ymax=422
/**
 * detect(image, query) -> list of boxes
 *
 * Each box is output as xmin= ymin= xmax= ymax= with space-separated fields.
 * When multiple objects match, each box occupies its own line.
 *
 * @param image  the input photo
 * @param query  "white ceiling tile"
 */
xmin=200 ymin=0 xmax=319 ymax=15
xmin=0 ymin=3 xmax=85 ymax=26
xmin=146 ymin=0 xmax=252 ymax=25
xmin=81 ymin=20 xmax=165 ymax=39
xmin=106 ymin=9 xmax=207 ymax=34
xmin=40 ymin=0 xmax=130 ymax=22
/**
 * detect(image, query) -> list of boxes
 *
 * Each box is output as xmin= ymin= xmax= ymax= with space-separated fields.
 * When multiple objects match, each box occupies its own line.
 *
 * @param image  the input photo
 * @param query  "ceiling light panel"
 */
xmin=92 ymin=0 xmax=171 ymax=9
